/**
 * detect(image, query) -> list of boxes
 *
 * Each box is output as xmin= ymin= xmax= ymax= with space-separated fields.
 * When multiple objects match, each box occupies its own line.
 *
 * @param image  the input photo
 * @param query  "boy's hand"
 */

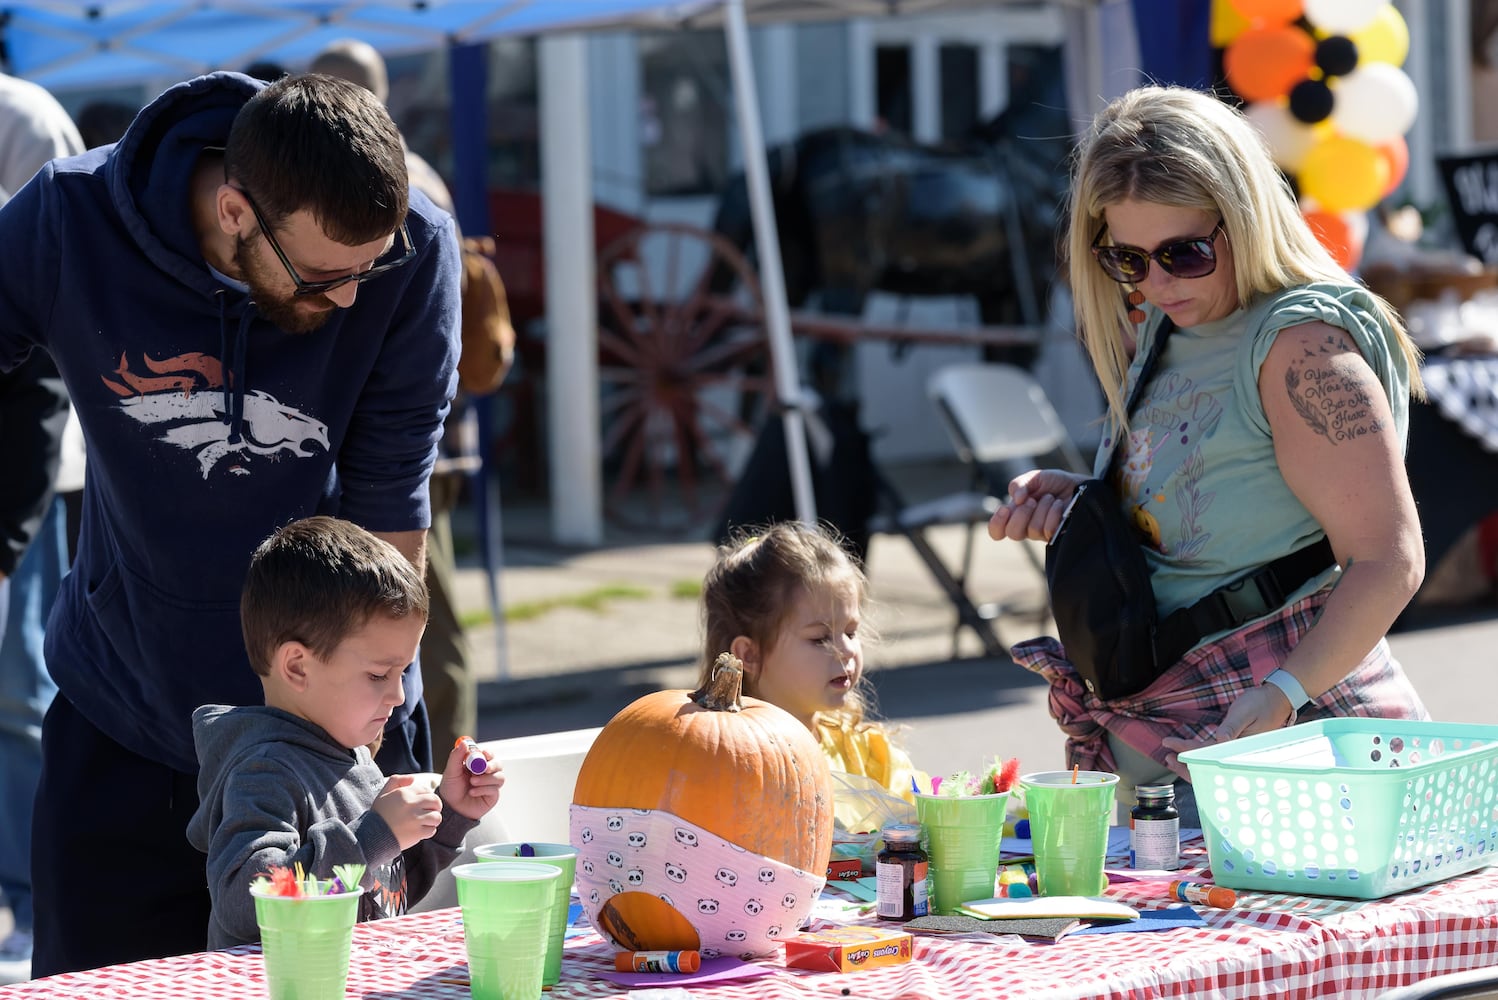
xmin=437 ymin=740 xmax=505 ymax=821
xmin=373 ymin=773 xmax=444 ymax=850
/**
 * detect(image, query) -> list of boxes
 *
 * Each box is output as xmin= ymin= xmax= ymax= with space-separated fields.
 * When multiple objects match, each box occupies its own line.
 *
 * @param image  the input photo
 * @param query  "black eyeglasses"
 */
xmin=239 ymin=188 xmax=415 ymax=297
xmin=1090 ymin=219 xmax=1225 ymax=284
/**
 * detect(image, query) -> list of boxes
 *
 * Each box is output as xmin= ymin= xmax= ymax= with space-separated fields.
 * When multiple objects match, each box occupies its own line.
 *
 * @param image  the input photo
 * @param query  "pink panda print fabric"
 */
xmin=570 ymin=804 xmax=826 ymax=959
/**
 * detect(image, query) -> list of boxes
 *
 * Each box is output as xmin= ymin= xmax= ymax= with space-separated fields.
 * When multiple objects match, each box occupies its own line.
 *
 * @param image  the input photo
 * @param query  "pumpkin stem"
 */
xmin=691 ymin=652 xmax=744 ymax=712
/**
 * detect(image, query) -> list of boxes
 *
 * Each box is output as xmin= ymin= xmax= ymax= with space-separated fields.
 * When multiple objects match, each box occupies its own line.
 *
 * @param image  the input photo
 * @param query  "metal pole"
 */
xmin=723 ymin=0 xmax=818 ymax=526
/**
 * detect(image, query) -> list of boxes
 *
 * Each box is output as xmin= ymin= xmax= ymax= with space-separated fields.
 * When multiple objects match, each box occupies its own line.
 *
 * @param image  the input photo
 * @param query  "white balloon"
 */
xmin=1345 ymin=207 xmax=1370 ymax=251
xmin=1331 ymin=63 xmax=1418 ymax=144
xmin=1304 ymin=0 xmax=1389 ymax=35
xmin=1245 ymin=101 xmax=1318 ymax=173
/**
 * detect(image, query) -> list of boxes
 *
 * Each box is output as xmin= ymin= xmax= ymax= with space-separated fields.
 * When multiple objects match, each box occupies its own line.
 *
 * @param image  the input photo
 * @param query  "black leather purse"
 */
xmin=1044 ymin=319 xmax=1334 ymax=701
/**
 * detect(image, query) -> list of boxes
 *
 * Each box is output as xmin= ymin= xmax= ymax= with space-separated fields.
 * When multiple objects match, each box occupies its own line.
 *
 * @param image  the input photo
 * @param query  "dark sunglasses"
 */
xmin=1090 ymin=218 xmax=1225 ymax=284
xmin=239 ymin=188 xmax=415 ymax=297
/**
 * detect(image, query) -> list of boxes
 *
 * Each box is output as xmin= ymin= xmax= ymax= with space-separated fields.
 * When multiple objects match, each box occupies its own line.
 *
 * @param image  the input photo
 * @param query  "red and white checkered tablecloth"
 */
xmin=4 ymin=854 xmax=1496 ymax=1000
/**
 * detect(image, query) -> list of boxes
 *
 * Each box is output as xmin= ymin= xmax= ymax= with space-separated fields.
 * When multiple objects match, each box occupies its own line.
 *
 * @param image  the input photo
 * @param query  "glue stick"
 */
xmin=1169 ymin=880 xmax=1236 ymax=908
xmin=456 ymin=736 xmax=488 ymax=775
xmin=613 ymin=950 xmax=701 ymax=973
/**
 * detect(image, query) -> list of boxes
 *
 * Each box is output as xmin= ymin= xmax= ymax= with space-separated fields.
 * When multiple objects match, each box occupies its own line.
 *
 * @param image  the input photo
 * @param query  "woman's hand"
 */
xmin=1160 ymin=684 xmax=1294 ymax=762
xmin=988 ymin=469 xmax=1089 ymax=543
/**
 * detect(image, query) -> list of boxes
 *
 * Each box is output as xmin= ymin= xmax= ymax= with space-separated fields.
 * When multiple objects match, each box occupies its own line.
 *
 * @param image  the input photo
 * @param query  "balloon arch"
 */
xmin=1212 ymin=0 xmax=1418 ymax=271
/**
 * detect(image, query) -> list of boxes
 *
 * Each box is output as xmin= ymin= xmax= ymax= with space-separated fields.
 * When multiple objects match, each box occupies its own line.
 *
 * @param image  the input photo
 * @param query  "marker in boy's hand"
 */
xmin=438 ymin=735 xmax=505 ymax=822
xmin=457 ymin=736 xmax=489 ymax=774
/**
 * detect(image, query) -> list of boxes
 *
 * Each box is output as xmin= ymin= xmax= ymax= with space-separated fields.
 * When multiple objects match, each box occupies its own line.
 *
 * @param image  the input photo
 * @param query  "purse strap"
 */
xmin=1126 ymin=317 xmax=1174 ymax=415
xmin=1104 ymin=316 xmax=1176 ymax=473
xmin=1154 ymin=536 xmax=1334 ymax=667
xmin=1106 ymin=314 xmax=1336 ymax=663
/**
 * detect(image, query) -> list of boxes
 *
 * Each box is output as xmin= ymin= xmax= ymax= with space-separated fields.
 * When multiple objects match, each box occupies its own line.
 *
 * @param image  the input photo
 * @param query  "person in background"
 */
xmin=309 ymin=40 xmax=455 ymax=222
xmin=0 ymin=71 xmax=84 ymax=199
xmin=0 ymin=71 xmax=460 ymax=975
xmin=700 ymin=522 xmax=922 ymax=802
xmin=0 ymin=357 xmax=70 ymax=987
xmin=0 ymin=72 xmax=83 ymax=985
xmin=74 ymin=100 xmax=138 ymax=151
xmin=189 ymin=517 xmax=503 ymax=948
xmin=310 ymin=37 xmax=513 ymax=759
xmin=988 ymin=85 xmax=1429 ymax=825
xmin=242 ymin=60 xmax=289 ymax=83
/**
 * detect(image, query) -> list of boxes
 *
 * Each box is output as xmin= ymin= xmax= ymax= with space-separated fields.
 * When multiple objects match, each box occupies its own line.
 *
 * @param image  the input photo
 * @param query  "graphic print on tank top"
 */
xmin=1114 ymin=366 xmax=1226 ymax=561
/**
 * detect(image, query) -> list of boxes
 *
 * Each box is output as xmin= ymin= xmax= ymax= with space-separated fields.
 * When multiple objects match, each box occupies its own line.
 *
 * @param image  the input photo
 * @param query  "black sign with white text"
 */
xmin=1439 ymin=151 xmax=1498 ymax=264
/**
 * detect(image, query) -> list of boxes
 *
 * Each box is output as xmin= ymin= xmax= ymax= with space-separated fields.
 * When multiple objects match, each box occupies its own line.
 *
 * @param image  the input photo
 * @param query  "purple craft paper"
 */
xmin=597 ymin=956 xmax=776 ymax=987
xmin=1069 ymin=905 xmax=1206 ymax=935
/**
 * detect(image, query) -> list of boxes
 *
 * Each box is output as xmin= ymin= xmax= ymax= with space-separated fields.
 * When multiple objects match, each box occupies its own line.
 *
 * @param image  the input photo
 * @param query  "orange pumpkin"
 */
xmin=572 ymin=654 xmax=833 ymax=951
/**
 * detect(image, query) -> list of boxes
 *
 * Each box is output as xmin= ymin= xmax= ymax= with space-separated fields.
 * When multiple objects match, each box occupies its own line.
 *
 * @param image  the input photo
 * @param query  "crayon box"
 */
xmin=825 ymin=858 xmax=863 ymax=881
xmin=782 ymin=926 xmax=914 ymax=973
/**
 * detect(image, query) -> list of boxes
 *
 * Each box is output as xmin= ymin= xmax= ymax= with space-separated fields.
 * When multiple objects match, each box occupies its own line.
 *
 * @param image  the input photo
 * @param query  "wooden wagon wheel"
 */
xmin=596 ymin=221 xmax=773 ymax=532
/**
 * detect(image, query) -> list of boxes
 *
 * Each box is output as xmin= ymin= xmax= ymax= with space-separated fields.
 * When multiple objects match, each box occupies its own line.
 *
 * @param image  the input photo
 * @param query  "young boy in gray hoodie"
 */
xmin=187 ymin=516 xmax=505 ymax=949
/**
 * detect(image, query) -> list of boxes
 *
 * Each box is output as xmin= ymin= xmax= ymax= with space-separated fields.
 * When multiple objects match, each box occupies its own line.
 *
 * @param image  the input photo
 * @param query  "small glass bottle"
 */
xmin=1130 ymin=783 xmax=1180 ymax=871
xmin=875 ymin=822 xmax=929 ymax=920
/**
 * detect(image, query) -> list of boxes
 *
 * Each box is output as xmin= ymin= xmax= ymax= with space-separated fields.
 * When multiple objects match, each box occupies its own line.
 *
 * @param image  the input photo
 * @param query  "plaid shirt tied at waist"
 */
xmin=1011 ymin=590 xmax=1430 ymax=780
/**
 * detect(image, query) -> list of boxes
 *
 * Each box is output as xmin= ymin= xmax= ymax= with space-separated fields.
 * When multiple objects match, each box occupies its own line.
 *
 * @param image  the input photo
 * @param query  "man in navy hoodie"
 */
xmin=0 ymin=71 xmax=460 ymax=975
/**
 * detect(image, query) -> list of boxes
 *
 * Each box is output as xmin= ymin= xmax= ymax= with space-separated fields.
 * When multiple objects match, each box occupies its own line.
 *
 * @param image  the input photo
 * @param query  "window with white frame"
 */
xmin=639 ymin=29 xmax=731 ymax=197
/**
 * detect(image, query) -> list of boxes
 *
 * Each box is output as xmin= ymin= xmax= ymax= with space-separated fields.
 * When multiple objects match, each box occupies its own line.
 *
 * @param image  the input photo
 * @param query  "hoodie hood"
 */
xmin=109 ymin=71 xmax=262 ymax=301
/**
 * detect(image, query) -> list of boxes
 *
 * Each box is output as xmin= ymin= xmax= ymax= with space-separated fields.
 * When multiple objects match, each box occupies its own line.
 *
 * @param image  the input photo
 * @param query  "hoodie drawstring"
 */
xmin=214 ymin=288 xmax=253 ymax=444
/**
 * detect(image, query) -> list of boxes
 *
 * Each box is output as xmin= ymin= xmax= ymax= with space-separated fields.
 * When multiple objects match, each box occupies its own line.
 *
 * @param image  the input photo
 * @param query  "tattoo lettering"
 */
xmin=1283 ymin=334 xmax=1386 ymax=444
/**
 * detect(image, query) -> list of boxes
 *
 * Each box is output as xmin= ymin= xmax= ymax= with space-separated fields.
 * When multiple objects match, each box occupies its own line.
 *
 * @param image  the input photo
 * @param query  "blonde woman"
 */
xmin=988 ymin=85 xmax=1429 ymax=824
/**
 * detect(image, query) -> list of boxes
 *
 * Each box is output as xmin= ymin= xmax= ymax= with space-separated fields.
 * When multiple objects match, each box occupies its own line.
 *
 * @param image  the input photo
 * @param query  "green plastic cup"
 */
xmin=914 ymin=791 xmax=1010 ymax=914
xmin=252 ymin=885 xmax=364 ymax=1000
xmin=1020 ymin=770 xmax=1119 ymax=897
xmin=473 ymin=842 xmax=578 ymax=986
xmin=453 ymin=861 xmax=561 ymax=1000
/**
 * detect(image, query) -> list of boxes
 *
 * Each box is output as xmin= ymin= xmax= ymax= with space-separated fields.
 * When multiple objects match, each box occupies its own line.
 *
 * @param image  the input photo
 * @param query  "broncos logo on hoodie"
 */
xmin=101 ymin=350 xmax=330 ymax=477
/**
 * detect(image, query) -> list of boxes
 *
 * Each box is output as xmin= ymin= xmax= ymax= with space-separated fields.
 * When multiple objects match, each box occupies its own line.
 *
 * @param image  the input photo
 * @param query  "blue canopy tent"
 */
xmin=0 ymin=3 xmax=718 ymax=89
xmin=1 ymin=0 xmax=1131 ymax=673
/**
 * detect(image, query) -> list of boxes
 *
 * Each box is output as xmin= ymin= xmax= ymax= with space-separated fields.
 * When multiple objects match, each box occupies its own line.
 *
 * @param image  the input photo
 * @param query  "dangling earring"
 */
xmin=1126 ymin=289 xmax=1146 ymax=325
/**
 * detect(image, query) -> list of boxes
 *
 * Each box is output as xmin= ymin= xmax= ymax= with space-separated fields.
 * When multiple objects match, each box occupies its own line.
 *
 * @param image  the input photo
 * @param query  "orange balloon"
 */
xmin=1303 ymin=208 xmax=1363 ymax=271
xmin=1376 ymin=135 xmax=1409 ymax=196
xmin=1230 ymin=0 xmax=1305 ymax=26
xmin=1224 ymin=26 xmax=1316 ymax=102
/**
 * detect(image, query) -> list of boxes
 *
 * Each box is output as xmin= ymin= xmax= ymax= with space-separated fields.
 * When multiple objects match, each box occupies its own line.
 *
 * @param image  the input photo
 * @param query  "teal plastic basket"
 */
xmin=1178 ymin=719 xmax=1498 ymax=899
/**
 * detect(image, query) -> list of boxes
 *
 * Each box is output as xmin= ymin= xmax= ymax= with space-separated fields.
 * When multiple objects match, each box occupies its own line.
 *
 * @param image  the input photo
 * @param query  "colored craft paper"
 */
xmin=1070 ymin=905 xmax=1206 ymax=935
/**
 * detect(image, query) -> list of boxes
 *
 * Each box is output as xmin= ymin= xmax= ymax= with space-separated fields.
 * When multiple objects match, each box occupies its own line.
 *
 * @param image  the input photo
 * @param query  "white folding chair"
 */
xmin=928 ymin=363 xmax=1088 ymax=477
xmin=410 ymin=726 xmax=601 ymax=913
xmin=921 ymin=362 xmax=1089 ymax=654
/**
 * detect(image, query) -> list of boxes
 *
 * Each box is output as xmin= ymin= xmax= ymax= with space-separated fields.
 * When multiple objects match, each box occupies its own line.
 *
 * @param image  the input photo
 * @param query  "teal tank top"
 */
xmin=1096 ymin=282 xmax=1413 ymax=622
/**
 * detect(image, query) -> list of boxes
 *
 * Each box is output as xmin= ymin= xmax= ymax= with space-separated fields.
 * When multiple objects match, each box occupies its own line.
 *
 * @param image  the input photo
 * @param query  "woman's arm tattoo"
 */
xmin=1283 ymin=333 xmax=1386 ymax=444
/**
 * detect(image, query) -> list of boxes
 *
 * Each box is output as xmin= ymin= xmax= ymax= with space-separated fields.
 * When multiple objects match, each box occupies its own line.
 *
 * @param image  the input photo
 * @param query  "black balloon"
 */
xmin=1289 ymin=79 xmax=1335 ymax=124
xmin=1315 ymin=36 xmax=1359 ymax=77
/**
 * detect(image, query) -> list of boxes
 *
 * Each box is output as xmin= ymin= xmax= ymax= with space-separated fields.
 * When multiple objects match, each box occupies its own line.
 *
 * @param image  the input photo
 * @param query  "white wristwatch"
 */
xmin=1263 ymin=668 xmax=1312 ymax=712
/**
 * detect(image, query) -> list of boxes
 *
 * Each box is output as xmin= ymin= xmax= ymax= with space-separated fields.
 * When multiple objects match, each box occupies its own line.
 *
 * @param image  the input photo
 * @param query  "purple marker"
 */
xmin=457 ymin=736 xmax=488 ymax=775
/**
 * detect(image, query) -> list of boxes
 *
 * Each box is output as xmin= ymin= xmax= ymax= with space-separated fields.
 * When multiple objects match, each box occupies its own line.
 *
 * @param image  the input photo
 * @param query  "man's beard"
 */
xmin=234 ymin=236 xmax=338 ymax=335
